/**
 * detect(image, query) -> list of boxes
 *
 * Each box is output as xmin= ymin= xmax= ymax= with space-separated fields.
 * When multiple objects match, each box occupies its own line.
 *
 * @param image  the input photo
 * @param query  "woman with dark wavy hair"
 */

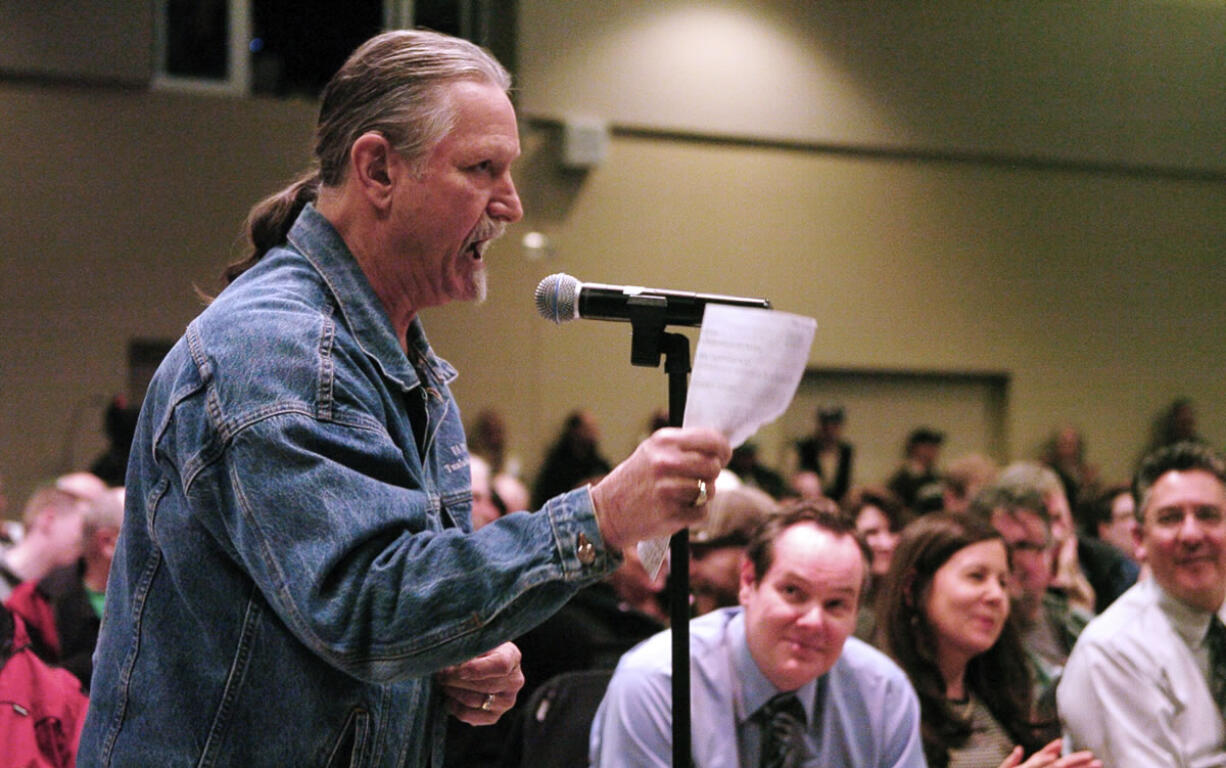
xmin=876 ymin=513 xmax=1101 ymax=768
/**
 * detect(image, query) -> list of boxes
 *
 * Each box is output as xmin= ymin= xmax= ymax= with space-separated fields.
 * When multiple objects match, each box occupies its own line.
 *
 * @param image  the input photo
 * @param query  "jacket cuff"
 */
xmin=545 ymin=485 xmax=623 ymax=578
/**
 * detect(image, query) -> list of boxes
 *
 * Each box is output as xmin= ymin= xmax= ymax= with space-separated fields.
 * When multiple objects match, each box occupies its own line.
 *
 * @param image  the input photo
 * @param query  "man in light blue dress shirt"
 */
xmin=590 ymin=503 xmax=925 ymax=767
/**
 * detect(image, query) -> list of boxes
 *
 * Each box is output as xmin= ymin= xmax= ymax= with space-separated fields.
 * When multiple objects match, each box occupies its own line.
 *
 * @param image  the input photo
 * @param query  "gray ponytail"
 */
xmin=225 ymin=170 xmax=321 ymax=284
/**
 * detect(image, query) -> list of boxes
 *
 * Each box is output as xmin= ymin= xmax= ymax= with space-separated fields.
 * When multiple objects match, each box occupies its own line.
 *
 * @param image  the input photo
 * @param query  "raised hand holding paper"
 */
xmin=639 ymin=304 xmax=816 ymax=578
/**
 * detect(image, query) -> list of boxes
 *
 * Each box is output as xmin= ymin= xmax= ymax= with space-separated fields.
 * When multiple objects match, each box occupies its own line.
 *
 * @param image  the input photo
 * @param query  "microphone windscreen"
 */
xmin=534 ymin=272 xmax=581 ymax=323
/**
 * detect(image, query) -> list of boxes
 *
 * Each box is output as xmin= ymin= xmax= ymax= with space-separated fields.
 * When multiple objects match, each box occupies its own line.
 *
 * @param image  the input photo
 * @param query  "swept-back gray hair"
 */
xmin=228 ymin=29 xmax=511 ymax=283
xmin=314 ymin=29 xmax=511 ymax=185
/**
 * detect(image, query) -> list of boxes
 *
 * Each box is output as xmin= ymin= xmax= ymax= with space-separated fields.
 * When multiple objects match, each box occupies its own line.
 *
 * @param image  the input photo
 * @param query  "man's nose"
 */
xmin=1178 ymin=511 xmax=1208 ymax=542
xmin=489 ymin=172 xmax=523 ymax=223
xmin=796 ymin=604 xmax=826 ymax=629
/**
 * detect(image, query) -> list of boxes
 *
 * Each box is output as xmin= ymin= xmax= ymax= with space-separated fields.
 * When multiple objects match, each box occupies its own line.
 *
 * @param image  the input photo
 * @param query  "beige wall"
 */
xmin=437 ymin=129 xmax=1225 ymax=490
xmin=0 ymin=84 xmax=317 ymax=506
xmin=1 ymin=1 xmax=1223 ymax=508
xmin=517 ymin=1 xmax=1225 ymax=173
xmin=0 ymin=0 xmax=152 ymax=84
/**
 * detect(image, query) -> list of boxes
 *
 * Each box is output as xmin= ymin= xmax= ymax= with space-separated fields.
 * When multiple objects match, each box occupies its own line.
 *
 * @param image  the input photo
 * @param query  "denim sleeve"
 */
xmin=207 ymin=410 xmax=620 ymax=683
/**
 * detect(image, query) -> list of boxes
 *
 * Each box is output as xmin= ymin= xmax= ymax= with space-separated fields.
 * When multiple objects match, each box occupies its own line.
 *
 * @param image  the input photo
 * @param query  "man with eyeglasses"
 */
xmin=971 ymin=480 xmax=1091 ymax=720
xmin=1059 ymin=442 xmax=1226 ymax=765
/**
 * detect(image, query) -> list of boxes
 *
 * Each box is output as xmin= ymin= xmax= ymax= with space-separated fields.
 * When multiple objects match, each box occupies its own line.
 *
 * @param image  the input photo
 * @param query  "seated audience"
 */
xmin=787 ymin=469 xmax=823 ymax=501
xmin=451 ymin=458 xmax=667 ymax=766
xmin=531 ymin=410 xmax=612 ymax=509
xmin=997 ymin=461 xmax=1137 ymax=615
xmin=887 ymin=427 xmax=946 ymax=513
xmin=467 ymin=455 xmax=503 ymax=530
xmin=514 ymin=543 xmax=667 ymax=681
xmin=590 ymin=501 xmax=926 ymax=767
xmin=606 ymin=544 xmax=670 ymax=626
xmin=1086 ymin=483 xmax=1139 ymax=564
xmin=6 ymin=487 xmax=124 ymax=691
xmin=876 ymin=512 xmax=1100 ymax=768
xmin=1145 ymin=397 xmax=1204 ymax=456
xmin=468 ymin=407 xmax=521 ymax=478
xmin=1059 ymin=442 xmax=1226 ymax=765
xmin=0 ymin=603 xmax=88 ymax=768
xmin=492 ymin=472 xmax=529 ymax=514
xmin=995 ymin=462 xmax=1093 ymax=611
xmin=0 ymin=473 xmax=106 ymax=600
xmin=794 ymin=404 xmax=854 ymax=502
xmin=0 ymin=469 xmax=14 ymax=545
xmin=847 ymin=486 xmax=907 ymax=642
xmin=941 ymin=453 xmax=999 ymax=516
xmin=689 ymin=484 xmax=778 ymax=616
xmin=468 ymin=455 xmax=529 ymax=534
xmin=973 ymin=482 xmax=1089 ymax=719
xmin=88 ymin=396 xmax=141 ymax=487
xmin=485 ymin=545 xmax=668 ymax=767
xmin=727 ymin=442 xmax=788 ymax=500
xmin=1039 ymin=425 xmax=1100 ymax=517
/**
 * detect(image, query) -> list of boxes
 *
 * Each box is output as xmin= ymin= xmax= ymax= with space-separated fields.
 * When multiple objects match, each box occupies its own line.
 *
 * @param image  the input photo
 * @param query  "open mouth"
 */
xmin=465 ymin=218 xmax=507 ymax=262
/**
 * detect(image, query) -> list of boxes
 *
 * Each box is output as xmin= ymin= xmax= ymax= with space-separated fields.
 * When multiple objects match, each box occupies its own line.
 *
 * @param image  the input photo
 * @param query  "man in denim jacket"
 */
xmin=80 ymin=30 xmax=729 ymax=768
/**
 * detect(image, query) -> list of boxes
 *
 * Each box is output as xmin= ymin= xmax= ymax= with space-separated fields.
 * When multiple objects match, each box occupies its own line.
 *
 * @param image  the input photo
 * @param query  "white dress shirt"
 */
xmin=1058 ymin=577 xmax=1226 ymax=767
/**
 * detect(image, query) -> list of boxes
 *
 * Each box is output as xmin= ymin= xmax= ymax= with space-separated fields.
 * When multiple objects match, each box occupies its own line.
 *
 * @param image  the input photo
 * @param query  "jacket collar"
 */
xmin=286 ymin=204 xmax=457 ymax=392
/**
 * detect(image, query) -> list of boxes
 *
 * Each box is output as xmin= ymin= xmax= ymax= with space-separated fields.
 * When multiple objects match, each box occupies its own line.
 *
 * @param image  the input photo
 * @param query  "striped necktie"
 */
xmin=1206 ymin=615 xmax=1226 ymax=714
xmin=759 ymin=694 xmax=806 ymax=768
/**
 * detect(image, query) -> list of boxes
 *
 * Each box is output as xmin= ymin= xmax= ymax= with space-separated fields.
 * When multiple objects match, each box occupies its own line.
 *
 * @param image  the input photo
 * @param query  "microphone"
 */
xmin=534 ymin=273 xmax=770 ymax=327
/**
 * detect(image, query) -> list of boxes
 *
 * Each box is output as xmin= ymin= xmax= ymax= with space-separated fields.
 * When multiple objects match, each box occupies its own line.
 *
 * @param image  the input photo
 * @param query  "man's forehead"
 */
xmin=763 ymin=526 xmax=863 ymax=586
xmin=439 ymin=80 xmax=519 ymax=138
xmin=458 ymin=130 xmax=520 ymax=157
xmin=767 ymin=559 xmax=861 ymax=589
xmin=1146 ymin=469 xmax=1226 ymax=512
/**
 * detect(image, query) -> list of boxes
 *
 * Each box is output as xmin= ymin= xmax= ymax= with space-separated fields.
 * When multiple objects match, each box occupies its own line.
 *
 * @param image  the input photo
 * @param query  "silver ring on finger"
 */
xmin=481 ymin=693 xmax=496 ymax=712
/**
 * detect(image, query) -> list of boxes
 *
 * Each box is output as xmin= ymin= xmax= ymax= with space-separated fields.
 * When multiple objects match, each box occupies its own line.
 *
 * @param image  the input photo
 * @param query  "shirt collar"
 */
xmin=286 ymin=204 xmax=457 ymax=392
xmin=729 ymin=609 xmax=819 ymax=727
xmin=1149 ymin=577 xmax=1226 ymax=649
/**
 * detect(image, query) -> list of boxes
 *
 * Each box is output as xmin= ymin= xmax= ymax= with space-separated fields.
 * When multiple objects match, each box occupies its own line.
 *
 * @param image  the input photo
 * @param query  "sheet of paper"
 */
xmin=638 ymin=304 xmax=817 ymax=579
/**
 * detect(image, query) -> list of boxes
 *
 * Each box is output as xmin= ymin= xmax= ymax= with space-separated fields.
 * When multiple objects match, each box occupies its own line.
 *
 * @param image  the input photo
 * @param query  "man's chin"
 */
xmin=770 ymin=658 xmax=830 ymax=691
xmin=454 ymin=271 xmax=488 ymax=304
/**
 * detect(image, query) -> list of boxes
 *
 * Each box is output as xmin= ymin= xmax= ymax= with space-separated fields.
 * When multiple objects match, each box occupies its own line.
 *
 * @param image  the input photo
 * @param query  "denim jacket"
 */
xmin=79 ymin=205 xmax=620 ymax=767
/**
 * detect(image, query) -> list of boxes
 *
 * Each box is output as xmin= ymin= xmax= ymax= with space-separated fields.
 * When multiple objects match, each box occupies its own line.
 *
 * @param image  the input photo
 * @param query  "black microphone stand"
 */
xmin=626 ymin=295 xmax=693 ymax=768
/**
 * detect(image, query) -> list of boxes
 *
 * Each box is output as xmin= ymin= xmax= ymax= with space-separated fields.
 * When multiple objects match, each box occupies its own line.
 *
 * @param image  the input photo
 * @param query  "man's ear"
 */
xmin=349 ymin=132 xmax=396 ymax=210
xmin=1132 ymin=523 xmax=1147 ymax=563
xmin=738 ymin=557 xmax=756 ymax=605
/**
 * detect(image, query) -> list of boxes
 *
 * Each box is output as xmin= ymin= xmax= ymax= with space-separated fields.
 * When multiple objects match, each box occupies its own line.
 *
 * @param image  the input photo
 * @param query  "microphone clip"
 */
xmin=628 ymin=294 xmax=671 ymax=367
